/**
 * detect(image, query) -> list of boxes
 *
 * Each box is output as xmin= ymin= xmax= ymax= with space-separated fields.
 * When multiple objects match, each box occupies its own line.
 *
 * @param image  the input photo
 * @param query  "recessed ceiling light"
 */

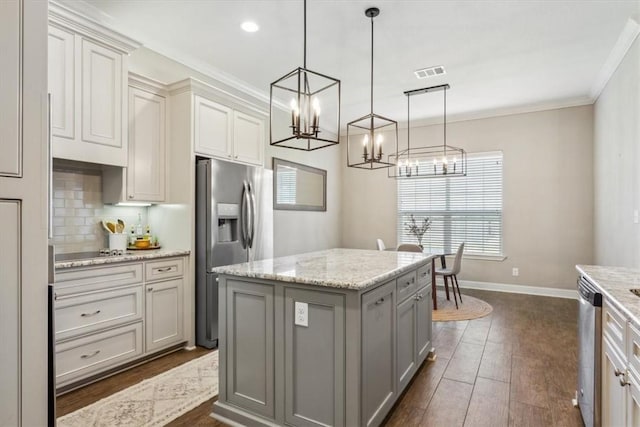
xmin=241 ymin=21 xmax=259 ymax=33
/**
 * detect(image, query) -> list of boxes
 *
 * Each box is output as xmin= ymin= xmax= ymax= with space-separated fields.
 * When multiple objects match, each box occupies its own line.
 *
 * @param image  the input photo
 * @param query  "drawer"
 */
xmin=397 ymin=270 xmax=418 ymax=303
xmin=417 ymin=263 xmax=432 ymax=286
xmin=145 ymin=257 xmax=184 ymax=282
xmin=628 ymin=322 xmax=640 ymax=378
xmin=55 ymin=263 xmax=143 ymax=297
xmin=603 ymin=299 xmax=626 ymax=354
xmin=55 ymin=285 xmax=143 ymax=341
xmin=56 ymin=322 xmax=143 ymax=387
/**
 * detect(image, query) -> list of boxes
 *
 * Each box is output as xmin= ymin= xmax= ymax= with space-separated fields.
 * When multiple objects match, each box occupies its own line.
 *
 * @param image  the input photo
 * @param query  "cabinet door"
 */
xmin=81 ymin=38 xmax=122 ymax=148
xmin=0 ymin=0 xmax=21 ymax=177
xmin=233 ymin=110 xmax=264 ymax=166
xmin=0 ymin=201 xmax=20 ymax=424
xmin=602 ymin=336 xmax=626 ymax=427
xmin=48 ymin=25 xmax=75 ymax=140
xmin=145 ymin=278 xmax=184 ymax=352
xmin=397 ymin=295 xmax=417 ymax=392
xmin=194 ymin=95 xmax=232 ymax=159
xmin=628 ymin=371 xmax=640 ymax=427
xmin=127 ymin=87 xmax=166 ymax=202
xmin=362 ymin=280 xmax=396 ymax=427
xmin=284 ymin=287 xmax=345 ymax=427
xmin=225 ymin=279 xmax=275 ymax=419
xmin=416 ymin=284 xmax=433 ymax=364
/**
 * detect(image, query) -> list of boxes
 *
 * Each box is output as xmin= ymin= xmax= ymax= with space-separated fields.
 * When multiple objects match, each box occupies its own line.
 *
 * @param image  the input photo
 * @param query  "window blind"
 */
xmin=397 ymin=151 xmax=503 ymax=256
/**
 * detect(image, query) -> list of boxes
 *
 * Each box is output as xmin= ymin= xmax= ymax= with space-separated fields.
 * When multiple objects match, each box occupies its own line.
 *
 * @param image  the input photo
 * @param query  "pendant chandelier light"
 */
xmin=388 ymin=84 xmax=467 ymax=179
xmin=346 ymin=7 xmax=398 ymax=170
xmin=269 ymin=0 xmax=341 ymax=151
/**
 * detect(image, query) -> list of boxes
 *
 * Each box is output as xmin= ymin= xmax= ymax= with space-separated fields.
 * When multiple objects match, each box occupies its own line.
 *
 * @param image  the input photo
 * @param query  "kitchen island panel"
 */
xmin=284 ymin=287 xmax=345 ymax=427
xmin=225 ymin=279 xmax=275 ymax=419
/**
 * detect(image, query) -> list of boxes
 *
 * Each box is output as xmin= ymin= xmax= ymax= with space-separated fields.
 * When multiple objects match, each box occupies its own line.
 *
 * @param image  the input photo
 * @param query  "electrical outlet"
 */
xmin=512 ymin=267 xmax=519 ymax=277
xmin=295 ymin=302 xmax=308 ymax=327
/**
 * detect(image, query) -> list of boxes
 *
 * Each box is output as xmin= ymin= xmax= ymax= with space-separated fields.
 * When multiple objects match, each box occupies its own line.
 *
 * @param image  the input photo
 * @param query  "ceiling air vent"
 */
xmin=414 ymin=65 xmax=446 ymax=79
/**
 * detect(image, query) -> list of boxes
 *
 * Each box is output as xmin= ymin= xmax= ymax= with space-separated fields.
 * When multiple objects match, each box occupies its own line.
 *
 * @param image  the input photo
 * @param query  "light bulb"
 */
xmin=363 ymin=134 xmax=369 ymax=146
xmin=376 ymin=134 xmax=383 ymax=145
xmin=312 ymin=98 xmax=321 ymax=115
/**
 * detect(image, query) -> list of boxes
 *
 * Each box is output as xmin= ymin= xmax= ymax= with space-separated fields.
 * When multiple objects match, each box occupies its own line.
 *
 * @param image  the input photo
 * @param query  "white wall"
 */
xmin=130 ymin=47 xmax=342 ymax=258
xmin=342 ymin=105 xmax=594 ymax=290
xmin=594 ymin=34 xmax=640 ymax=267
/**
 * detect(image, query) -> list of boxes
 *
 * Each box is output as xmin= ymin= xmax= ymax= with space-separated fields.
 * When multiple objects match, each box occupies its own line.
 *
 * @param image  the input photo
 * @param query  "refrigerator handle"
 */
xmin=248 ymin=182 xmax=256 ymax=249
xmin=240 ymin=182 xmax=249 ymax=249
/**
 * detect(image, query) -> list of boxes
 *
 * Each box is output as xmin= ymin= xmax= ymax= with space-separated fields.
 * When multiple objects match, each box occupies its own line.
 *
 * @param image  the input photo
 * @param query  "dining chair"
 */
xmin=435 ymin=243 xmax=464 ymax=309
xmin=396 ymin=243 xmax=422 ymax=253
xmin=376 ymin=239 xmax=386 ymax=251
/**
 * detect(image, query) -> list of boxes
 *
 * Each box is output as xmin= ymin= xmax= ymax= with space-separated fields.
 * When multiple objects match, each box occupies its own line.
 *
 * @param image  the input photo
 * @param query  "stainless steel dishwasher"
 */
xmin=576 ymin=275 xmax=602 ymax=427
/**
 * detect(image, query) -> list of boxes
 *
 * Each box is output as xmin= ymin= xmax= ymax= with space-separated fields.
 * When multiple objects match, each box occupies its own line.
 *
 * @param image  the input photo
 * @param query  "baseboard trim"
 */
xmin=456 ymin=280 xmax=578 ymax=300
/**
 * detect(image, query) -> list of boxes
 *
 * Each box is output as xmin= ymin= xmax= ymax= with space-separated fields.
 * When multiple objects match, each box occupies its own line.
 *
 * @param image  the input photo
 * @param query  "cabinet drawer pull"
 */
xmin=614 ymin=368 xmax=624 ymax=377
xmin=620 ymin=375 xmax=631 ymax=387
xmin=375 ymin=297 xmax=385 ymax=305
xmin=147 ymin=287 xmax=154 ymax=292
xmin=422 ymin=272 xmax=428 ymax=277
xmin=80 ymin=350 xmax=100 ymax=359
xmin=156 ymin=267 xmax=173 ymax=272
xmin=404 ymin=281 xmax=412 ymax=287
xmin=80 ymin=310 xmax=101 ymax=317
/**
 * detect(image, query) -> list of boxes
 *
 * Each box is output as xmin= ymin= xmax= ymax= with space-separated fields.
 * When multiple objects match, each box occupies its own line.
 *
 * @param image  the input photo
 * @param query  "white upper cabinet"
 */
xmin=233 ymin=110 xmax=264 ymax=166
xmin=48 ymin=2 xmax=140 ymax=167
xmin=48 ymin=25 xmax=75 ymax=140
xmin=169 ymin=78 xmax=267 ymax=168
xmin=127 ymin=80 xmax=166 ymax=202
xmin=103 ymin=74 xmax=168 ymax=204
xmin=194 ymin=95 xmax=233 ymax=159
xmin=81 ymin=38 xmax=122 ymax=148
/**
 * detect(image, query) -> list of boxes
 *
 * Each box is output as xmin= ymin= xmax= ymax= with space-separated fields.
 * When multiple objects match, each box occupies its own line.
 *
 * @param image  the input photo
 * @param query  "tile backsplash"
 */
xmin=53 ymin=164 xmax=148 ymax=254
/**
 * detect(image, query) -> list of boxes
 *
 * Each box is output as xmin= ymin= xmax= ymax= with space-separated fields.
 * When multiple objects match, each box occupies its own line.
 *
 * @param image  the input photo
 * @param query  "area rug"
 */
xmin=57 ymin=351 xmax=218 ymax=427
xmin=433 ymin=292 xmax=493 ymax=321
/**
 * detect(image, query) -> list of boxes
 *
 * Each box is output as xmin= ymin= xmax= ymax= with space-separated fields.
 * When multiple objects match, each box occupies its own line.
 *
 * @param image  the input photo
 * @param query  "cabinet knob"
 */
xmin=375 ymin=297 xmax=385 ymax=305
xmin=147 ymin=287 xmax=153 ymax=292
xmin=128 ymin=195 xmax=133 ymax=199
xmin=234 ymin=155 xmax=238 ymax=159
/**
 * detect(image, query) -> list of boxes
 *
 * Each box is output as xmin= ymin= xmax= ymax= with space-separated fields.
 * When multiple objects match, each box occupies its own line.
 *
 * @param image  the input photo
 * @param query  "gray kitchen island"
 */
xmin=211 ymin=248 xmax=436 ymax=427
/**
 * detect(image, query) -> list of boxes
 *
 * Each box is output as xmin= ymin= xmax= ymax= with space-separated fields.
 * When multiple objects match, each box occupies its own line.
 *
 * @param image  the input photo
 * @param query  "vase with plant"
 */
xmin=406 ymin=214 xmax=431 ymax=249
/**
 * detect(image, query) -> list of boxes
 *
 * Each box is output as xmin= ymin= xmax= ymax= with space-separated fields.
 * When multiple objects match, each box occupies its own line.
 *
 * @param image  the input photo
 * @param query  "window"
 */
xmin=397 ymin=151 xmax=503 ymax=256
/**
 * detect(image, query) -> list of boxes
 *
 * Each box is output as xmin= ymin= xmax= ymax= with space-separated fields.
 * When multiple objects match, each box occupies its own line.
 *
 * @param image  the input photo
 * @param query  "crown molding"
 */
xmin=589 ymin=16 xmax=640 ymax=101
xmin=49 ymin=1 xmax=141 ymax=53
xmin=168 ymin=77 xmax=268 ymax=117
xmin=128 ymin=72 xmax=169 ymax=96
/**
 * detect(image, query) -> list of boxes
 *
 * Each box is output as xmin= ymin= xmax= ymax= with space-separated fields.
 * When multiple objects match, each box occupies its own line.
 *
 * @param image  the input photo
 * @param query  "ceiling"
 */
xmin=60 ymin=0 xmax=639 ymax=124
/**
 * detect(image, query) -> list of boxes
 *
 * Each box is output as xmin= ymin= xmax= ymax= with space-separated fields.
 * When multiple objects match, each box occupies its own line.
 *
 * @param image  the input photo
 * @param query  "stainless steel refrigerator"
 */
xmin=196 ymin=158 xmax=273 ymax=348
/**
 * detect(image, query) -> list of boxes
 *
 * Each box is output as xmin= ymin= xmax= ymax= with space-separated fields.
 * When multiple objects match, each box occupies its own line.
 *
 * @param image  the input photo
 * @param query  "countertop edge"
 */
xmin=576 ymin=264 xmax=640 ymax=328
xmin=216 ymin=255 xmax=435 ymax=291
xmin=55 ymin=250 xmax=191 ymax=270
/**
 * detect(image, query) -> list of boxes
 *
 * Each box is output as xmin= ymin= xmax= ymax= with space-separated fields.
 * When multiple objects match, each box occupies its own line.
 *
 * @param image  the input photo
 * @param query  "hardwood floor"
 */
xmin=56 ymin=289 xmax=583 ymax=427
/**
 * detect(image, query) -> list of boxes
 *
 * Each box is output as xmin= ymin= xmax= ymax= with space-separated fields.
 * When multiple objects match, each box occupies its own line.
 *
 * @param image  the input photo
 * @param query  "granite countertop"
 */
xmin=577 ymin=264 xmax=640 ymax=326
xmin=55 ymin=249 xmax=190 ymax=270
xmin=213 ymin=248 xmax=434 ymax=290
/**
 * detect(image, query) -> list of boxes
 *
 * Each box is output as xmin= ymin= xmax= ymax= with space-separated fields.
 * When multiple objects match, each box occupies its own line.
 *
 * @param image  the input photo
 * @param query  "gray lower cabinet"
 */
xmin=362 ymin=280 xmax=396 ymax=427
xmin=284 ymin=287 xmax=345 ymax=427
xmin=416 ymin=284 xmax=433 ymax=364
xmin=397 ymin=294 xmax=418 ymax=392
xmin=225 ymin=279 xmax=275 ymax=419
